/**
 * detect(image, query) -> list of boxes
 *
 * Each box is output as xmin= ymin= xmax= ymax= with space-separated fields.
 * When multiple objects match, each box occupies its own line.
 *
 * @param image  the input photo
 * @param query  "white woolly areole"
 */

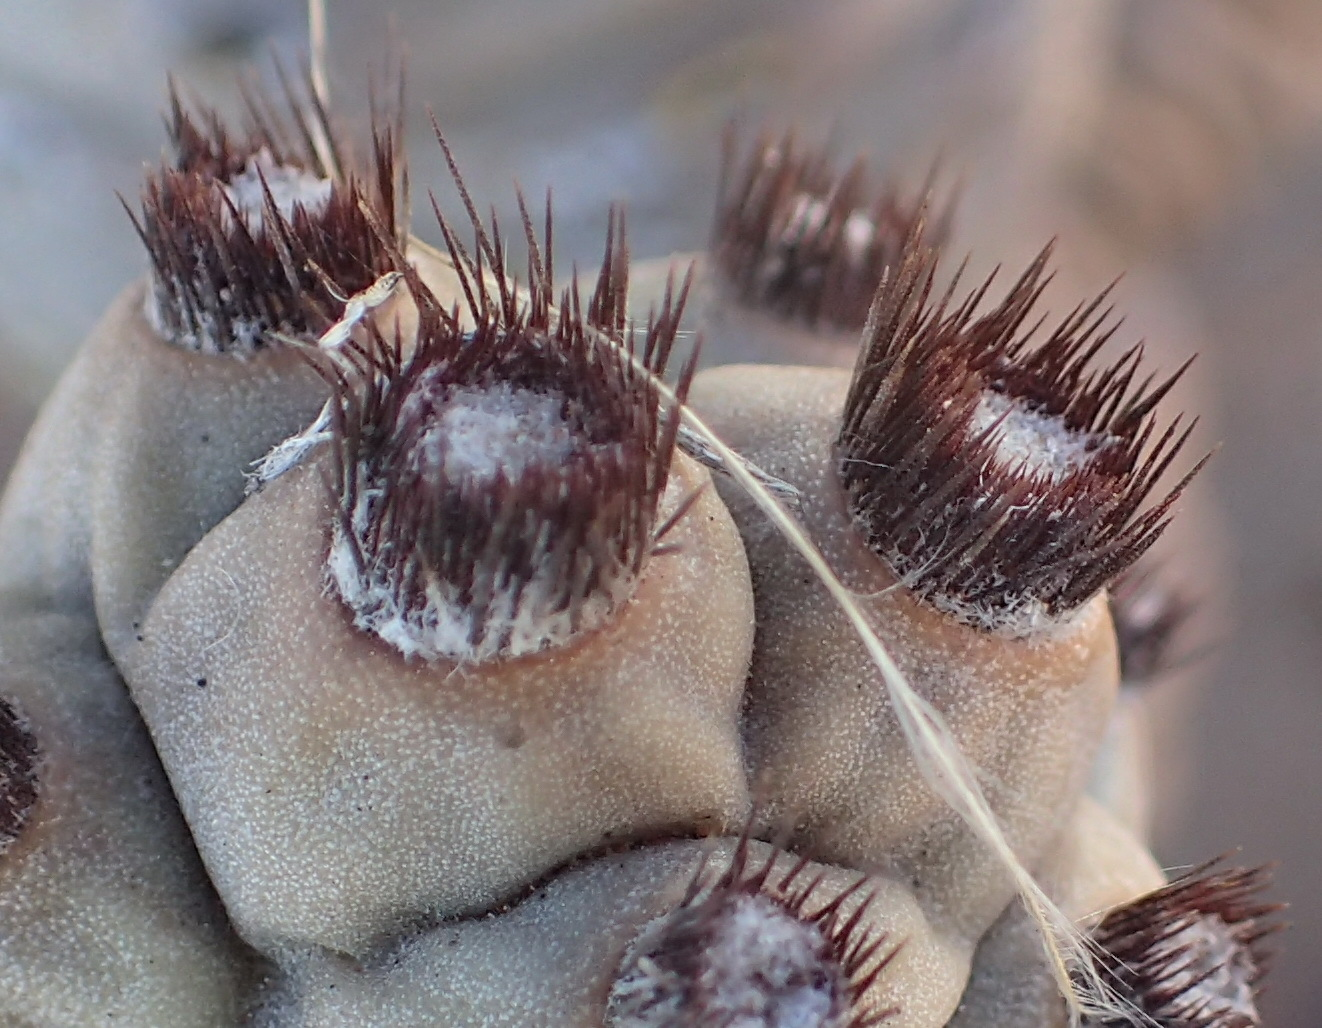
xmin=902 ymin=390 xmax=1110 ymax=636
xmin=143 ymin=287 xmax=265 ymax=355
xmin=969 ymin=390 xmax=1101 ymax=483
xmin=142 ymin=149 xmax=333 ymax=354
xmin=783 ymin=195 xmax=876 ymax=267
xmin=327 ymin=488 xmax=632 ymax=665
xmin=910 ymin=551 xmax=1094 ymax=639
xmin=328 ymin=380 xmax=642 ymax=663
xmin=899 ymin=399 xmax=1107 ymax=638
xmin=1148 ymin=915 xmax=1260 ymax=1024
xmin=404 ymin=383 xmax=580 ymax=483
xmin=220 ymin=147 xmax=332 ymax=233
xmin=608 ymin=893 xmax=849 ymax=1028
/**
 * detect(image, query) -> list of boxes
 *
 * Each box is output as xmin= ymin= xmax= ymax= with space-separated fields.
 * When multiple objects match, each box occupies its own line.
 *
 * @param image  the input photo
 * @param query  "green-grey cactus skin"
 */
xmin=88 ymin=279 xmax=329 ymax=665
xmin=254 ymin=840 xmax=969 ymax=1028
xmin=0 ymin=66 xmax=1273 ymax=1028
xmin=0 ymin=608 xmax=253 ymax=1025
xmin=689 ymin=364 xmax=1118 ymax=944
xmin=123 ymin=453 xmax=755 ymax=958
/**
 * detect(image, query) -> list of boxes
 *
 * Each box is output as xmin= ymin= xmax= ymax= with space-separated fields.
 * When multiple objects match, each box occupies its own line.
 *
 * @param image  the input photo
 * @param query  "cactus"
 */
xmin=0 ymin=63 xmax=1282 ymax=1028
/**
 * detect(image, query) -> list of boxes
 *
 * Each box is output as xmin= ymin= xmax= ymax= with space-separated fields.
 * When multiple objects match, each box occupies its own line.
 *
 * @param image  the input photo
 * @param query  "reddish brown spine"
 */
xmin=837 ymin=233 xmax=1206 ymax=633
xmin=0 ymin=697 xmax=39 ymax=856
xmin=713 ymin=129 xmax=941 ymax=331
xmin=1085 ymin=862 xmax=1284 ymax=1027
xmin=322 ymin=168 xmax=697 ymax=660
xmin=127 ymin=72 xmax=404 ymax=355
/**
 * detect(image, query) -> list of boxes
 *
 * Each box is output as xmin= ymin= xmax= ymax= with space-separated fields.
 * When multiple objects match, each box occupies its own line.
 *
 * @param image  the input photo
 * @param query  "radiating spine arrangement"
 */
xmin=1086 ymin=861 xmax=1282 ymax=1027
xmin=130 ymin=78 xmax=402 ymax=356
xmin=0 ymin=65 xmax=1280 ymax=1028
xmin=711 ymin=129 xmax=933 ymax=332
xmin=835 ymin=239 xmax=1204 ymax=634
xmin=321 ymin=212 xmax=693 ymax=663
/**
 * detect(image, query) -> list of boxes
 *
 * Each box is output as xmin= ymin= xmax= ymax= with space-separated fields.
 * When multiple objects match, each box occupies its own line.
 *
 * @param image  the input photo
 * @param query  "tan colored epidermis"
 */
xmin=0 ymin=270 xmax=337 ymax=1024
xmin=0 ymin=243 xmax=461 ymax=633
xmin=88 ymin=279 xmax=330 ymax=667
xmin=259 ymin=839 xmax=970 ymax=1028
xmin=630 ymin=253 xmax=861 ymax=368
xmin=945 ymin=798 xmax=1166 ymax=1028
xmin=89 ymin=243 xmax=470 ymax=671
xmin=1087 ymin=690 xmax=1155 ymax=839
xmin=0 ymin=609 xmax=254 ymax=1026
xmin=690 ymin=363 xmax=1119 ymax=944
xmin=126 ymin=448 xmax=755 ymax=959
xmin=0 ymin=241 xmax=538 ymax=1018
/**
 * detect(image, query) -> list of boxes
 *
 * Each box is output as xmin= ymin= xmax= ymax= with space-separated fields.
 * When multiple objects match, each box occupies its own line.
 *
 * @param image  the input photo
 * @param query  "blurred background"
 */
xmin=1 ymin=1 xmax=1319 ymax=1021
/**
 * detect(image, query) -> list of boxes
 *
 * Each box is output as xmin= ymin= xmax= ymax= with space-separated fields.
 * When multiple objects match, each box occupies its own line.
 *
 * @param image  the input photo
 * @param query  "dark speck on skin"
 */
xmin=497 ymin=721 xmax=527 ymax=749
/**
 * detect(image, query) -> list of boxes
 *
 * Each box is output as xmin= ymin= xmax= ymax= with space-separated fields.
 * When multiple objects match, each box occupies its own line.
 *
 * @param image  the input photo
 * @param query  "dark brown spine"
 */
xmin=128 ymin=73 xmax=404 ymax=355
xmin=837 ymin=233 xmax=1206 ymax=633
xmin=0 ymin=697 xmax=39 ymax=856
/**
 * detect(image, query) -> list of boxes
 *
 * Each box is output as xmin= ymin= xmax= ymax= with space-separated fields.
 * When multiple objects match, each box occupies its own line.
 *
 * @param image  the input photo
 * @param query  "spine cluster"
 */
xmin=0 ymin=698 xmax=38 ymax=857
xmin=713 ymin=131 xmax=934 ymax=331
xmin=130 ymin=77 xmax=402 ymax=355
xmin=324 ymin=212 xmax=693 ymax=662
xmin=610 ymin=839 xmax=899 ymax=1028
xmin=1087 ymin=863 xmax=1282 ymax=1027
xmin=0 ymin=65 xmax=1282 ymax=1028
xmin=838 ymin=237 xmax=1204 ymax=633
